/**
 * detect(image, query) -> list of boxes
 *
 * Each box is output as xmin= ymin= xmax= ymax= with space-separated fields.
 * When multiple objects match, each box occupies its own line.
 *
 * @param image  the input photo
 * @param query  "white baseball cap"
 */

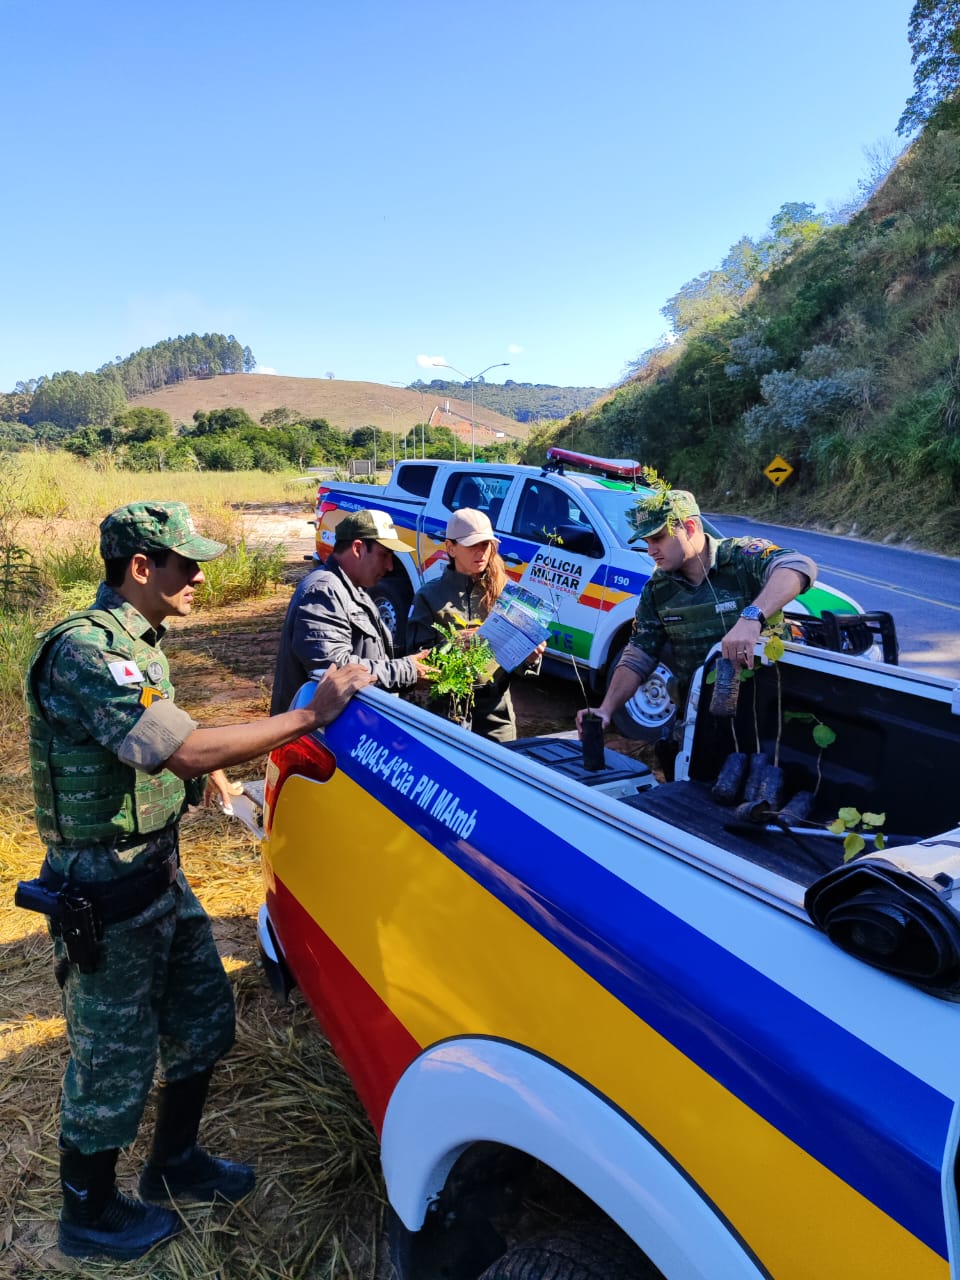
xmin=445 ymin=508 xmax=500 ymax=547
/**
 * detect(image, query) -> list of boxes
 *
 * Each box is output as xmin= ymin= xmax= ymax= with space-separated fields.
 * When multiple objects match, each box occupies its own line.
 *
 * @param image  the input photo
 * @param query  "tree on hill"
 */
xmin=188 ymin=406 xmax=260 ymax=436
xmin=898 ymin=0 xmax=960 ymax=133
xmin=260 ymin=406 xmax=303 ymax=427
xmin=112 ymin=406 xmax=174 ymax=441
xmin=26 ymin=369 xmax=127 ymax=431
xmin=111 ymin=333 xmax=256 ymax=397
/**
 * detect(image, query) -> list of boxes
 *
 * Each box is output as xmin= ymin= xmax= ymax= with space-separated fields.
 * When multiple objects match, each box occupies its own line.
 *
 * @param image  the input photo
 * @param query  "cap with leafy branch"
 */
xmin=627 ymin=468 xmax=700 ymax=541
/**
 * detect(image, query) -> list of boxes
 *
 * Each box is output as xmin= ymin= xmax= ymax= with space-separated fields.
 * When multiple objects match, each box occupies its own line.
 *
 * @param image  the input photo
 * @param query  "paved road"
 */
xmin=708 ymin=514 xmax=960 ymax=682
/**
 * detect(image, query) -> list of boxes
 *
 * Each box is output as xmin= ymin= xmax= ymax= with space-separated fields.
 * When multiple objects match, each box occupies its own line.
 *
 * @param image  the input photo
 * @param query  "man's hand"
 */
xmin=307 ymin=664 xmax=375 ymax=726
xmin=721 ymin=616 xmax=763 ymax=669
xmin=205 ymin=769 xmax=244 ymax=811
xmin=576 ymin=705 xmax=611 ymax=736
xmin=410 ymin=649 xmax=434 ymax=682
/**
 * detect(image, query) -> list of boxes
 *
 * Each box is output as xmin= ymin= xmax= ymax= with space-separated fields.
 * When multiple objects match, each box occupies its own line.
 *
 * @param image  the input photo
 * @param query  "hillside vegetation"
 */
xmin=525 ymin=114 xmax=960 ymax=552
xmin=411 ymin=377 xmax=606 ymax=423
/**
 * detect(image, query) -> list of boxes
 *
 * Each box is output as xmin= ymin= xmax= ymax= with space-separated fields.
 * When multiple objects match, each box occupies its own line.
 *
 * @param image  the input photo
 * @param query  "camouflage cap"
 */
xmin=99 ymin=501 xmax=227 ymax=561
xmin=627 ymin=488 xmax=700 ymax=541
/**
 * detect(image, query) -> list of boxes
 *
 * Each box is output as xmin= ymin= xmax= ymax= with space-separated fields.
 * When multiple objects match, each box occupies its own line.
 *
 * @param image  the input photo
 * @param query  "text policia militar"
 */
xmin=349 ymin=733 xmax=477 ymax=839
xmin=527 ymin=549 xmax=583 ymax=597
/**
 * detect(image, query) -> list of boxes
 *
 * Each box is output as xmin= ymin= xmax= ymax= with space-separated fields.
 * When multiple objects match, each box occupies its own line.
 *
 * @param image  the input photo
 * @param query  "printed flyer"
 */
xmin=478 ymin=583 xmax=553 ymax=671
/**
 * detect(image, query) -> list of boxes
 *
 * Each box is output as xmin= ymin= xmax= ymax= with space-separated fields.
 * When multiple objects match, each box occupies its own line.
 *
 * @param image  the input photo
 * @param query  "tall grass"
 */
xmin=199 ymin=542 xmax=287 ymax=607
xmin=0 ymin=462 xmax=300 ymax=745
xmin=0 ymin=613 xmax=39 ymax=740
xmin=4 ymin=451 xmax=303 ymax=521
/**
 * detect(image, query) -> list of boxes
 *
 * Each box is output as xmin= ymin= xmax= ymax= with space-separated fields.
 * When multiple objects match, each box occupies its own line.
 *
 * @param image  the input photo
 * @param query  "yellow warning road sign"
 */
xmin=764 ymin=455 xmax=794 ymax=488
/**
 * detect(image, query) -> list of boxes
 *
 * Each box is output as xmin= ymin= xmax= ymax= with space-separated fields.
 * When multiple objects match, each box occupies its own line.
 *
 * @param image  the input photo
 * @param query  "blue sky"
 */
xmin=1 ymin=0 xmax=915 ymax=395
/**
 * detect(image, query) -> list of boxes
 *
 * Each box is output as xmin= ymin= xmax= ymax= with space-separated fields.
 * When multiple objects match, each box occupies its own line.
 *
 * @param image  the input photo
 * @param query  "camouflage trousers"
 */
xmin=55 ymin=870 xmax=235 ymax=1153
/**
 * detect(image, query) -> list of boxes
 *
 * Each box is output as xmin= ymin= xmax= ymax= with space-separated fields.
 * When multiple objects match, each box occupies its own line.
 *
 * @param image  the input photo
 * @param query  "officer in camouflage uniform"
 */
xmin=576 ymin=486 xmax=816 ymax=757
xmin=23 ymin=501 xmax=372 ymax=1262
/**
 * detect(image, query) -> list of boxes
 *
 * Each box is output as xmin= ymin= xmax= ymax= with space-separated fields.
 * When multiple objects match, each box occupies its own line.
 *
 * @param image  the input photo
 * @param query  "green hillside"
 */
xmin=525 ymin=7 xmax=960 ymax=553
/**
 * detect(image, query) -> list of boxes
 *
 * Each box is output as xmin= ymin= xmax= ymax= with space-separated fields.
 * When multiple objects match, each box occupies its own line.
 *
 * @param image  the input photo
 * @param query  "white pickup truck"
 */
xmin=311 ymin=451 xmax=890 ymax=737
xmin=256 ymin=637 xmax=960 ymax=1280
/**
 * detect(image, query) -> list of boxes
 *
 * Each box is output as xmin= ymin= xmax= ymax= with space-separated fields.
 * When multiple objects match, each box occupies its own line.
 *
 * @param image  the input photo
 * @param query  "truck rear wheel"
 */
xmin=607 ymin=644 xmax=677 ymax=742
xmin=478 ymin=1222 xmax=659 ymax=1280
xmin=370 ymin=576 xmax=412 ymax=652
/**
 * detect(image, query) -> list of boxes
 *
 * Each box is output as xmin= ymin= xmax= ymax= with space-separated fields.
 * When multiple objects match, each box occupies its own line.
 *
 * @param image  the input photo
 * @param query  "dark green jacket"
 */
xmin=408 ymin=567 xmax=519 ymax=743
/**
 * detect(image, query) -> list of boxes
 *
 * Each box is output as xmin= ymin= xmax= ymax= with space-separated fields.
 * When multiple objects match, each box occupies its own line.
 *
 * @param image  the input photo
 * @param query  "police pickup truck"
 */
xmin=310 ymin=449 xmax=884 ymax=738
xmin=256 ymin=636 xmax=960 ymax=1280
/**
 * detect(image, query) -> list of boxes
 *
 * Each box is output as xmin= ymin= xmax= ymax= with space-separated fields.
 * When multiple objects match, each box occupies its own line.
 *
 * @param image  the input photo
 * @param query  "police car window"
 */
xmin=513 ymin=480 xmax=597 ymax=544
xmin=441 ymin=473 xmax=513 ymax=524
xmin=395 ymin=464 xmax=437 ymax=498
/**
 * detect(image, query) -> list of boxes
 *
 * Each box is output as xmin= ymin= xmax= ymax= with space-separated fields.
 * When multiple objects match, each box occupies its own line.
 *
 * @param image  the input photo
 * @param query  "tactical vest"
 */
xmin=646 ymin=546 xmax=780 ymax=686
xmin=26 ymin=609 xmax=186 ymax=845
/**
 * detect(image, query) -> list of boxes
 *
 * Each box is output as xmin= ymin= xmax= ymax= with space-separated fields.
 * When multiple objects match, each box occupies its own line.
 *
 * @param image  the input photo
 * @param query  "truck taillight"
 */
xmin=263 ymin=735 xmax=336 ymax=834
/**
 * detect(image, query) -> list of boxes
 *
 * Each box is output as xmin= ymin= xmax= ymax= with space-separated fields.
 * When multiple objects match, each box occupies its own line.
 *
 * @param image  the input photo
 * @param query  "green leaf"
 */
xmin=861 ymin=812 xmax=886 ymax=828
xmin=784 ymin=710 xmax=814 ymax=723
xmin=705 ymin=669 xmax=716 ymax=685
xmin=874 ymin=833 xmax=886 ymax=850
xmin=828 ymin=818 xmax=845 ymax=835
xmin=812 ymin=724 xmax=836 ymax=748
xmin=843 ymin=833 xmax=866 ymax=861
xmin=763 ymin=636 xmax=785 ymax=662
xmin=837 ymin=806 xmax=861 ymax=828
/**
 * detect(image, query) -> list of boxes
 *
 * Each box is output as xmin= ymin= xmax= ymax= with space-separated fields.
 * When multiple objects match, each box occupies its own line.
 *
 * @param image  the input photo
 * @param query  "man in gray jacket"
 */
xmin=271 ymin=509 xmax=430 ymax=714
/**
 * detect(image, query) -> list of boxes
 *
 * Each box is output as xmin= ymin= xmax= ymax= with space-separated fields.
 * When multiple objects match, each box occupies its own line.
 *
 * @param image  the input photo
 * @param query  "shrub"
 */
xmin=0 ymin=610 xmax=40 ymax=735
xmin=197 ymin=541 xmax=287 ymax=608
xmin=41 ymin=544 xmax=102 ymax=593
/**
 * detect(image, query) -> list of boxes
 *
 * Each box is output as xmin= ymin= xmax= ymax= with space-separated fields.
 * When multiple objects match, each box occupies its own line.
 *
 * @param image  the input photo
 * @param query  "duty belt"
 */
xmin=36 ymin=843 xmax=181 ymax=925
xmin=14 ymin=833 xmax=180 ymax=973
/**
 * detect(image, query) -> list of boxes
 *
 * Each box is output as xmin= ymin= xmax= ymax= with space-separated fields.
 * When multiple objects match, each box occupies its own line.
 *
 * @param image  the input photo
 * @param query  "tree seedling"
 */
xmin=424 ymin=620 xmax=496 ymax=728
xmin=831 ymin=807 xmax=887 ymax=861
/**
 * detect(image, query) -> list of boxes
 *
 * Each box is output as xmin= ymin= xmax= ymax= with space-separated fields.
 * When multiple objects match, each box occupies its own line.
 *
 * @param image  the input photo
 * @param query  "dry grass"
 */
xmin=1 ymin=452 xmax=308 ymax=526
xmin=0 ymin=581 xmax=388 ymax=1279
xmin=0 ymin=499 xmax=644 ymax=1278
xmin=131 ymin=374 xmax=526 ymax=440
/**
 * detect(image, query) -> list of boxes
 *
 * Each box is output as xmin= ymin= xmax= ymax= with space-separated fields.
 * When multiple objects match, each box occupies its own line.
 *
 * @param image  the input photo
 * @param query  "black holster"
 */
xmin=14 ymin=833 xmax=180 ymax=975
xmin=15 ymin=880 xmax=103 ymax=973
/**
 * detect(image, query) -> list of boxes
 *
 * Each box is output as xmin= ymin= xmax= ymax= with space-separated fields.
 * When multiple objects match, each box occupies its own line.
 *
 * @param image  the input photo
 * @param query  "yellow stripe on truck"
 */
xmin=270 ymin=771 xmax=947 ymax=1280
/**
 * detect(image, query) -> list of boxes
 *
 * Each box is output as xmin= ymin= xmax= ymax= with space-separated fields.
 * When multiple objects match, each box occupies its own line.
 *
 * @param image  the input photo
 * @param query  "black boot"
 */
xmin=139 ymin=1068 xmax=255 ymax=1204
xmin=59 ymin=1138 xmax=181 ymax=1261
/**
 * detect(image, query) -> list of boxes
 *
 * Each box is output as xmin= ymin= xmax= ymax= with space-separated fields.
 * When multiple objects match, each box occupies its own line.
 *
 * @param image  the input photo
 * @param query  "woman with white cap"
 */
xmin=407 ymin=508 xmax=542 ymax=742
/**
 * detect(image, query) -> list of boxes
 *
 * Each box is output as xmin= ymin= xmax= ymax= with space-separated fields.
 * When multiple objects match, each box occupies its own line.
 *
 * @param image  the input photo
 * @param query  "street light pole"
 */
xmin=430 ymin=361 xmax=509 ymax=462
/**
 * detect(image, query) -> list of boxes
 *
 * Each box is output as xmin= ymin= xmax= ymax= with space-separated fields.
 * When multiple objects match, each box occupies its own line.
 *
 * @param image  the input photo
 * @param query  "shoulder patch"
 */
xmin=742 ymin=538 xmax=780 ymax=557
xmin=108 ymin=659 xmax=144 ymax=685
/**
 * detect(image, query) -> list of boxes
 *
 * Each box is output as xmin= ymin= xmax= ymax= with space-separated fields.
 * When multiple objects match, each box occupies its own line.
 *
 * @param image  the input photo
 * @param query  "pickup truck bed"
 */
xmin=258 ymin=640 xmax=960 ymax=1280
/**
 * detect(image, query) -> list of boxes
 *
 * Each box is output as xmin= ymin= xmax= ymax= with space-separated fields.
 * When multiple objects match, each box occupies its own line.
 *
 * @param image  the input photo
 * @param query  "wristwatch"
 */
xmin=740 ymin=605 xmax=766 ymax=627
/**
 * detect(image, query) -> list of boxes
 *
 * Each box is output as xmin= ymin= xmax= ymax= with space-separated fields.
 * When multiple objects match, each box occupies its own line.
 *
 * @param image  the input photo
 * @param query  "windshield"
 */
xmin=586 ymin=484 xmax=723 ymax=547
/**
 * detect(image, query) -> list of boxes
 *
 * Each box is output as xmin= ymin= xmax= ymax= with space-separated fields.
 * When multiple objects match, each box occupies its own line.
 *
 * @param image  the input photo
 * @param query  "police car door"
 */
xmin=506 ymin=478 xmax=604 ymax=667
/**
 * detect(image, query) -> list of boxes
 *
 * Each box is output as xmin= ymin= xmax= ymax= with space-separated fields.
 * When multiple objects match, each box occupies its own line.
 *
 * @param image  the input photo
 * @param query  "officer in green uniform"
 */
xmin=22 ymin=501 xmax=372 ymax=1262
xmin=576 ymin=486 xmax=816 ymax=748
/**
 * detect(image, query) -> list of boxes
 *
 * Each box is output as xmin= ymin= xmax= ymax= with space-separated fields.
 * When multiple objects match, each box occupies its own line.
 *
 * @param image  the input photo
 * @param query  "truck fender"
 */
xmin=381 ymin=1037 xmax=768 ymax=1280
